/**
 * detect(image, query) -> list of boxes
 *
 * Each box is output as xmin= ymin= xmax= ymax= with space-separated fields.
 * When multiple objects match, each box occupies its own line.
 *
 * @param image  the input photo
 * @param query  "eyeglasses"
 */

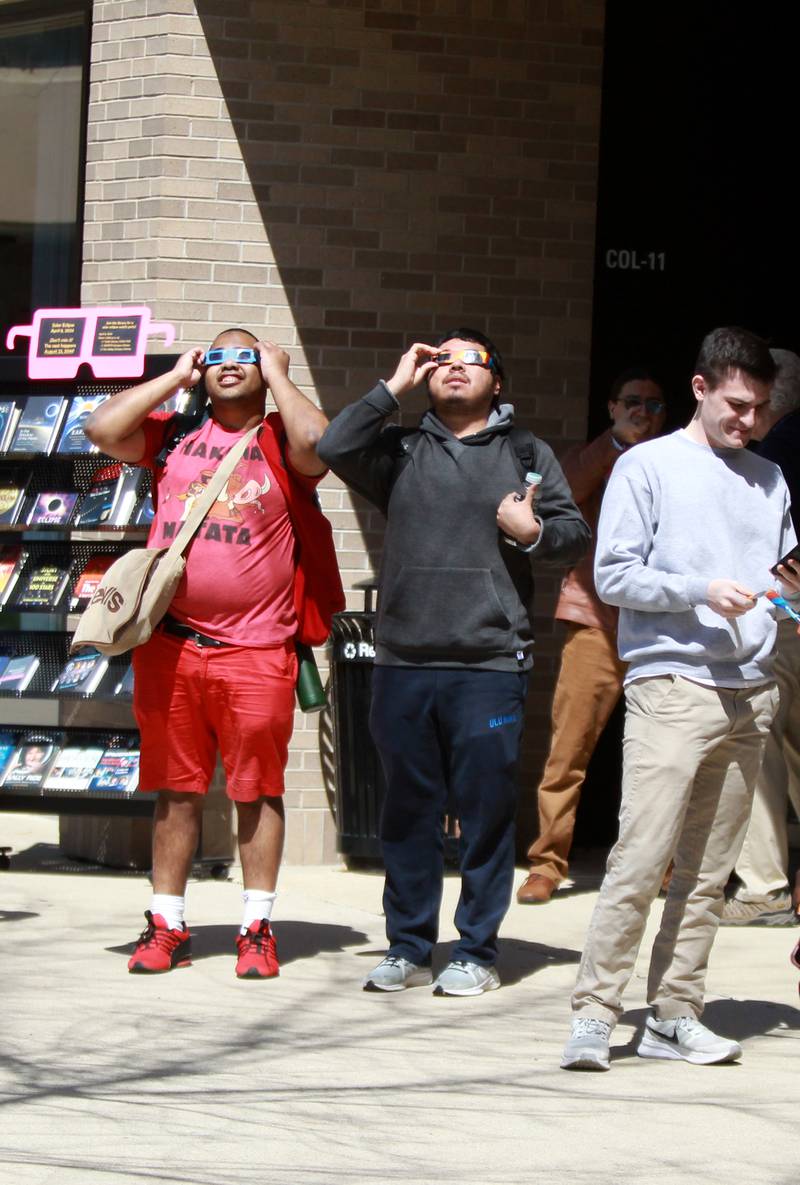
xmin=202 ymin=347 xmax=260 ymax=366
xmin=432 ymin=349 xmax=495 ymax=370
xmin=617 ymin=396 xmax=665 ymax=414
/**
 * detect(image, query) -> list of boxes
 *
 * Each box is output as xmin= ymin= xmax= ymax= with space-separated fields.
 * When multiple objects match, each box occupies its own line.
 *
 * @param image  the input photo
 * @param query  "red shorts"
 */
xmin=132 ymin=629 xmax=298 ymax=801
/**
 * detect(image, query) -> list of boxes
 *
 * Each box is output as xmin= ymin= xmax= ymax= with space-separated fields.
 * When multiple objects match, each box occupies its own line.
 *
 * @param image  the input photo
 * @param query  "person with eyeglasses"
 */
xmin=516 ymin=367 xmax=667 ymax=907
xmin=561 ymin=326 xmax=800 ymax=1072
xmin=84 ymin=327 xmax=343 ymax=978
xmin=318 ymin=328 xmax=589 ymax=996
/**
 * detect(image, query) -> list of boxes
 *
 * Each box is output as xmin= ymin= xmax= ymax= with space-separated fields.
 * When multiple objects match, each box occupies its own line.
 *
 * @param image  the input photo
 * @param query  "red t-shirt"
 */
xmin=141 ymin=413 xmax=320 ymax=646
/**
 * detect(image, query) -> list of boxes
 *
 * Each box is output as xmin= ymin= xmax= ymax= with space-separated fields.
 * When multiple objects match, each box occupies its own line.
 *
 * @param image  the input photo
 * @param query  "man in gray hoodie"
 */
xmin=318 ymin=329 xmax=588 ymax=996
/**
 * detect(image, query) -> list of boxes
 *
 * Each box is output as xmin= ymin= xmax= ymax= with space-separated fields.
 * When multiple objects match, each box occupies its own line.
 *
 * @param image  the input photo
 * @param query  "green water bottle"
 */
xmin=295 ymin=642 xmax=327 ymax=713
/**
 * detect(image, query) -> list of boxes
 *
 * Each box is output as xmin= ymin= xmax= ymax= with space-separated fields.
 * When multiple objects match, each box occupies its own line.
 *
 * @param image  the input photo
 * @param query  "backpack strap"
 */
xmin=507 ymin=426 xmax=538 ymax=480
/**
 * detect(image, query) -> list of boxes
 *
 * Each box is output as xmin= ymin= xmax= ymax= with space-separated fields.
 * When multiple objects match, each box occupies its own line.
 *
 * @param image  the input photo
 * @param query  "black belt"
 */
xmin=161 ymin=615 xmax=231 ymax=648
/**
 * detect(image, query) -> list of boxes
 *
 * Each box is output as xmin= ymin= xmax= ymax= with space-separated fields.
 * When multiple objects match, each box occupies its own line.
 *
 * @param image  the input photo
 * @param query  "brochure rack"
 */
xmin=0 ymin=353 xmax=170 ymax=822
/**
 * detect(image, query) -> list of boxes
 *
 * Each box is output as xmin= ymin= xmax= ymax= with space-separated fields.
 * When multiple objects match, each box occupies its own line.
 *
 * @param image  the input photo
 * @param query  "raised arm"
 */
xmin=318 ymin=343 xmax=438 ymax=512
xmin=255 ymin=340 xmax=328 ymax=476
xmin=84 ymin=348 xmax=203 ymax=463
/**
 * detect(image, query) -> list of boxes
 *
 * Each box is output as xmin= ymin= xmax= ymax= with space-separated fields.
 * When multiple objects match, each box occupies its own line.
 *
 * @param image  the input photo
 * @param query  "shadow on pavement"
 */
xmin=107 ymin=919 xmax=370 ymax=966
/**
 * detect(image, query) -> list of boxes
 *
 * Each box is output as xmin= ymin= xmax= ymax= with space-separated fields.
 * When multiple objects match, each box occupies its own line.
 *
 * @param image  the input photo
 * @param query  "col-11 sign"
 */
xmin=5 ymin=305 xmax=175 ymax=379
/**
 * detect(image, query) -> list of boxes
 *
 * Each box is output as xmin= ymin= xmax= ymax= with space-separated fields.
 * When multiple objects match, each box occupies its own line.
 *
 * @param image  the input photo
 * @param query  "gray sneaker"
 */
xmin=362 ymin=956 xmax=432 ymax=993
xmin=432 ymin=960 xmax=500 ymax=997
xmin=560 ymin=1016 xmax=612 ymax=1071
xmin=720 ymin=890 xmax=796 ymax=927
xmin=637 ymin=1015 xmax=742 ymax=1064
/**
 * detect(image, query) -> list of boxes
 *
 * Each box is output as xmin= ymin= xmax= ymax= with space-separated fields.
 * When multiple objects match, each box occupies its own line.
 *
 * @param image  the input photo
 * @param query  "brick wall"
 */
xmin=83 ymin=0 xmax=605 ymax=863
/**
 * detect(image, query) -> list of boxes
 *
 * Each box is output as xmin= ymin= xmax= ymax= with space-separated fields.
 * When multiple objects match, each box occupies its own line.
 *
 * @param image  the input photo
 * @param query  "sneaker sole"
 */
xmin=637 ymin=1033 xmax=741 ymax=1065
xmin=128 ymin=957 xmax=192 ymax=974
xmin=236 ymin=968 xmax=280 ymax=980
xmin=363 ymin=973 xmax=433 ymax=993
xmin=560 ymin=1053 xmax=609 ymax=1071
xmin=432 ymin=978 xmax=501 ymax=997
xmin=720 ymin=911 xmax=797 ymax=928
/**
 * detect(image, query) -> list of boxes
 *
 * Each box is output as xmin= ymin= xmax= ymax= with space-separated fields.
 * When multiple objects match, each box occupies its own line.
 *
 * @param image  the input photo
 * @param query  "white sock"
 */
xmin=241 ymin=889 xmax=276 ymax=934
xmin=150 ymin=894 xmax=186 ymax=931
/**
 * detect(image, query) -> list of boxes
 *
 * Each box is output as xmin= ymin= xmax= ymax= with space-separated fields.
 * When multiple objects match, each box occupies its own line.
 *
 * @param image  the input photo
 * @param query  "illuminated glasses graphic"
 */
xmin=618 ymin=396 xmax=665 ymax=414
xmin=432 ymin=349 xmax=495 ymax=370
xmin=203 ymin=347 xmax=260 ymax=366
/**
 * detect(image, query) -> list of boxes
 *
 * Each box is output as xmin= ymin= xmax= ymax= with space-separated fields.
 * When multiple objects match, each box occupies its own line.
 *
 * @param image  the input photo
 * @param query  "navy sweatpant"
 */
xmin=369 ymin=666 xmax=528 ymax=967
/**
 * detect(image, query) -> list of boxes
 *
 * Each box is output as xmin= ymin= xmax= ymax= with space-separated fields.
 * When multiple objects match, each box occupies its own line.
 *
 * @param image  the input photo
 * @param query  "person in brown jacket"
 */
xmin=517 ymin=368 xmax=667 ymax=904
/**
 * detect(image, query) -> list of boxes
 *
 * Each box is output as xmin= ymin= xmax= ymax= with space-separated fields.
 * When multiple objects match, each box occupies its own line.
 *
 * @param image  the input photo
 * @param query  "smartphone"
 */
xmin=770 ymin=542 xmax=800 ymax=576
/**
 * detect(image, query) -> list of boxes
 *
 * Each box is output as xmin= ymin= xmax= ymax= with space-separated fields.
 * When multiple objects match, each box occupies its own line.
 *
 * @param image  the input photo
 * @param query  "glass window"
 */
xmin=0 ymin=2 xmax=89 ymax=329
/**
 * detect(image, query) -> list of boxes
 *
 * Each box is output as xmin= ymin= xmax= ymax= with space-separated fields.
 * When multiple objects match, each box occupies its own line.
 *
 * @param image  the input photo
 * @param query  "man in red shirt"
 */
xmin=86 ymin=328 xmax=335 ymax=978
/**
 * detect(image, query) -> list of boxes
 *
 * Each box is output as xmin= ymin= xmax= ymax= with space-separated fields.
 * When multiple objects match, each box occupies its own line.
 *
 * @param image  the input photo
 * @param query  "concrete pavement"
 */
xmin=0 ymin=811 xmax=798 ymax=1185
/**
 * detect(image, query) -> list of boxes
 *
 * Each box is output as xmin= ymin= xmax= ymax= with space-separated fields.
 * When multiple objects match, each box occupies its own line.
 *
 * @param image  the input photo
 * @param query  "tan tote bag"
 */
xmin=70 ymin=424 xmax=260 ymax=657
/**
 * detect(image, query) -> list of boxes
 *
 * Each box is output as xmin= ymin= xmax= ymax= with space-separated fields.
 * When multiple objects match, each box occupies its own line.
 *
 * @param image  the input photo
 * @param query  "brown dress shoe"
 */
xmin=516 ymin=872 xmax=556 ymax=904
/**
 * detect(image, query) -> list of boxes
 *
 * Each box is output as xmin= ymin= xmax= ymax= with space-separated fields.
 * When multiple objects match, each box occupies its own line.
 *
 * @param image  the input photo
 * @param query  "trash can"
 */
xmin=330 ymin=603 xmax=385 ymax=861
xmin=329 ymin=584 xmax=459 ymax=865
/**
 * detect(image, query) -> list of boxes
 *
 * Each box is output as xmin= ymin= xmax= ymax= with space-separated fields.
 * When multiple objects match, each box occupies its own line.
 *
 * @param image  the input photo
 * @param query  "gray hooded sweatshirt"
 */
xmin=318 ymin=382 xmax=589 ymax=671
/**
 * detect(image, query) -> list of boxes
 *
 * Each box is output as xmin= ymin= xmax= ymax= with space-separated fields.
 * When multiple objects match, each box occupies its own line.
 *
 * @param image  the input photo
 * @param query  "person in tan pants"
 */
xmin=517 ymin=369 xmax=666 ymax=904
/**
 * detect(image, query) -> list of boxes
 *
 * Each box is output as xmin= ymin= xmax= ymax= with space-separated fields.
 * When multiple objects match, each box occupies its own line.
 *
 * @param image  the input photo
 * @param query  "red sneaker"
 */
xmin=235 ymin=919 xmax=279 ymax=979
xmin=127 ymin=911 xmax=191 ymax=974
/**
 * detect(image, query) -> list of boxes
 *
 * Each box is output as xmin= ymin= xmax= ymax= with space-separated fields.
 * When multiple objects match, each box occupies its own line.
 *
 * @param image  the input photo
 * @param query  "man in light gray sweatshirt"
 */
xmin=561 ymin=326 xmax=800 ymax=1071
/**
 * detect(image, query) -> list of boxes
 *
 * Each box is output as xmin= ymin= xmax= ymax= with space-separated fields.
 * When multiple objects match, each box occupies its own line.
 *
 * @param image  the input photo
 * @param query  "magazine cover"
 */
xmin=0 ymin=738 xmax=60 ymax=789
xmin=51 ymin=652 xmax=109 ymax=695
xmin=27 ymin=492 xmax=78 ymax=526
xmin=73 ymin=464 xmax=123 ymax=527
xmin=0 ymin=477 xmax=30 ymax=526
xmin=114 ymin=664 xmax=134 ymax=697
xmin=0 ymin=730 xmax=17 ymax=782
xmin=108 ymin=466 xmax=146 ymax=527
xmin=134 ymin=491 xmax=154 ymax=526
xmin=69 ymin=553 xmax=116 ymax=610
xmin=0 ymin=401 xmax=21 ymax=453
xmin=42 ymin=745 xmax=105 ymax=791
xmin=8 ymin=396 xmax=67 ymax=454
xmin=0 ymin=546 xmax=27 ymax=606
xmin=0 ymin=655 xmax=40 ymax=692
xmin=87 ymin=748 xmax=140 ymax=794
xmin=12 ymin=561 xmax=71 ymax=610
xmin=55 ymin=394 xmax=109 ymax=455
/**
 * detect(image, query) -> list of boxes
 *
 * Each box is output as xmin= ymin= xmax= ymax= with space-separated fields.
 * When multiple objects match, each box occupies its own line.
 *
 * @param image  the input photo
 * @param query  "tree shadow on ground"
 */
xmin=107 ymin=919 xmax=370 ymax=966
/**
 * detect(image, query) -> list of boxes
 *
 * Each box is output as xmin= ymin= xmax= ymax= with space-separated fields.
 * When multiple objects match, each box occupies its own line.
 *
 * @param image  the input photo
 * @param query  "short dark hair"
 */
xmin=213 ymin=327 xmax=258 ymax=344
xmin=694 ymin=326 xmax=776 ymax=389
xmin=432 ymin=327 xmax=506 ymax=381
xmin=609 ymin=366 xmax=663 ymax=402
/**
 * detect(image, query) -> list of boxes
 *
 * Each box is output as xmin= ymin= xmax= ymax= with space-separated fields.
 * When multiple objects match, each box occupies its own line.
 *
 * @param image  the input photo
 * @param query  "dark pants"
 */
xmin=369 ymin=666 xmax=528 ymax=967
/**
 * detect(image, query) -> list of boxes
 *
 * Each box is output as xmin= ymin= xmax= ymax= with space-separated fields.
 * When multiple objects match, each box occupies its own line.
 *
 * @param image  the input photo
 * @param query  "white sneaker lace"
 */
xmin=572 ymin=1017 xmax=611 ymax=1039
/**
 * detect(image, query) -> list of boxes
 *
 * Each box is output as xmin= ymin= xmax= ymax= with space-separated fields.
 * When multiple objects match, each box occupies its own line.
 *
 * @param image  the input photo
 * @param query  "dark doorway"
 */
xmin=576 ymin=3 xmax=800 ymax=849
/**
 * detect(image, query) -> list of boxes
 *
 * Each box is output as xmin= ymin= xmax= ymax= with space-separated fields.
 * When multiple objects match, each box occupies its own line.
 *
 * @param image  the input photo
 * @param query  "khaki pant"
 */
xmin=734 ymin=619 xmax=800 ymax=899
xmin=526 ymin=624 xmax=626 ymax=882
xmin=572 ymin=675 xmax=778 ymax=1024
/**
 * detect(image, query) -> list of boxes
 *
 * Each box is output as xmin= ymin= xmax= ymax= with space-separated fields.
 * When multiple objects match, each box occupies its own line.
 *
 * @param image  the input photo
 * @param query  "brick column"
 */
xmin=83 ymin=0 xmax=605 ymax=862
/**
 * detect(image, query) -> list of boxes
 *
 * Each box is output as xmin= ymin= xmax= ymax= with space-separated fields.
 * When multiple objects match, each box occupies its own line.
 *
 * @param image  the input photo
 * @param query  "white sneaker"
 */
xmin=560 ymin=1016 xmax=612 ymax=1071
xmin=720 ymin=891 xmax=796 ymax=927
xmin=637 ymin=1015 xmax=742 ymax=1064
xmin=432 ymin=960 xmax=500 ymax=997
xmin=362 ymin=956 xmax=432 ymax=993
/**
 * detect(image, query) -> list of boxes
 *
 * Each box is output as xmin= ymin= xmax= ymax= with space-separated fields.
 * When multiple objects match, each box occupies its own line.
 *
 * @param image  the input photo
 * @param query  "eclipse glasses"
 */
xmin=202 ymin=346 xmax=260 ymax=366
xmin=617 ymin=395 xmax=665 ymax=414
xmin=432 ymin=348 xmax=496 ymax=371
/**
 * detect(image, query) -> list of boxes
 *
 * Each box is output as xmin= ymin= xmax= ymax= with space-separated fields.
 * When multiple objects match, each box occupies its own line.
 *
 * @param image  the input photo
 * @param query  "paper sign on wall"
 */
xmin=5 ymin=306 xmax=176 ymax=379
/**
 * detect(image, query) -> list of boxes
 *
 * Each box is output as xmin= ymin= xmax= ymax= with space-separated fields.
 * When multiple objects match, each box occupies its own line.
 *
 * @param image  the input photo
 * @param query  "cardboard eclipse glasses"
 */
xmin=202 ymin=346 xmax=260 ymax=366
xmin=432 ymin=348 xmax=496 ymax=371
